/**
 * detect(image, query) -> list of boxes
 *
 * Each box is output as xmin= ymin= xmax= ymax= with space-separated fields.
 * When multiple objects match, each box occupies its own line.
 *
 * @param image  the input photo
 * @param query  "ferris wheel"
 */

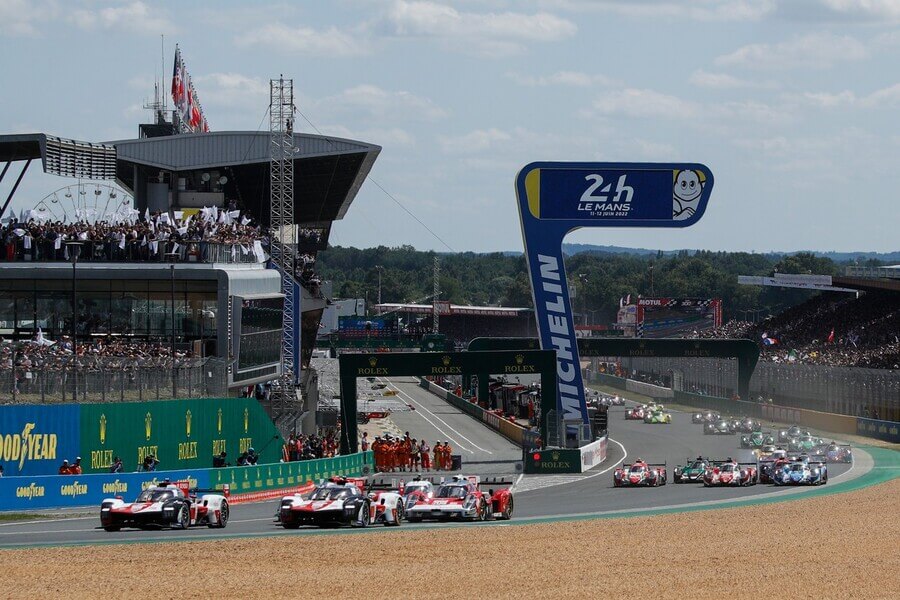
xmin=31 ymin=182 xmax=135 ymax=224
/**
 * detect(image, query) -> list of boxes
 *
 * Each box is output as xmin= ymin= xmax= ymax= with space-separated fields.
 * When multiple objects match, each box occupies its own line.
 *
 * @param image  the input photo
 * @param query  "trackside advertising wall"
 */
xmin=524 ymin=435 xmax=608 ymax=474
xmin=0 ymin=398 xmax=283 ymax=477
xmin=0 ymin=452 xmax=374 ymax=511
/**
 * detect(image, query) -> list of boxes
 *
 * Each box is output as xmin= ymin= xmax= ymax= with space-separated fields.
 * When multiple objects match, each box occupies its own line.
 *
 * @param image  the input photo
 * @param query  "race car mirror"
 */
xmin=515 ymin=162 xmax=714 ymax=425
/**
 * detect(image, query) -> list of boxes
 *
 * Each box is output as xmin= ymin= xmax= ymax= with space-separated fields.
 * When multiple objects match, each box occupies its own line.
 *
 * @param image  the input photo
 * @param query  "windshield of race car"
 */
xmin=404 ymin=483 xmax=430 ymax=495
xmin=691 ymin=462 xmax=705 ymax=470
xmin=630 ymin=465 xmax=645 ymax=473
xmin=720 ymin=464 xmax=735 ymax=472
xmin=791 ymin=464 xmax=806 ymax=472
xmin=135 ymin=489 xmax=175 ymax=502
xmin=436 ymin=485 xmax=468 ymax=499
xmin=309 ymin=487 xmax=355 ymax=500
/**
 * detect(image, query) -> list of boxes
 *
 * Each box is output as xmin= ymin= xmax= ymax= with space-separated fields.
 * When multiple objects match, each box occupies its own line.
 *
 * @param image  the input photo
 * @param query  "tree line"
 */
xmin=316 ymin=245 xmax=880 ymax=325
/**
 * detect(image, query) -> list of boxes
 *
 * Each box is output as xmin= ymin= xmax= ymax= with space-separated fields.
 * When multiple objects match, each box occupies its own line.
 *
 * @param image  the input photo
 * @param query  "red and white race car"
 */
xmin=100 ymin=480 xmax=229 ymax=531
xmin=279 ymin=476 xmax=404 ymax=528
xmin=405 ymin=475 xmax=513 ymax=522
xmin=702 ymin=459 xmax=758 ymax=487
xmin=625 ymin=405 xmax=649 ymax=420
xmin=613 ymin=459 xmax=667 ymax=487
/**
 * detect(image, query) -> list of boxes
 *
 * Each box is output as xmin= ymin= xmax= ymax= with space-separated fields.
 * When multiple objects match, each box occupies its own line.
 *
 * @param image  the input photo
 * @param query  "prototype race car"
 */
xmin=773 ymin=460 xmax=828 ymax=486
xmin=704 ymin=419 xmax=734 ymax=435
xmin=610 ymin=395 xmax=626 ymax=406
xmin=625 ymin=405 xmax=648 ymax=420
xmin=405 ymin=475 xmax=513 ymax=522
xmin=702 ymin=459 xmax=758 ymax=487
xmin=692 ymin=411 xmax=721 ymax=424
xmin=278 ymin=477 xmax=397 ymax=529
xmin=738 ymin=417 xmax=762 ymax=433
xmin=789 ymin=434 xmax=825 ymax=453
xmin=741 ymin=430 xmax=775 ymax=449
xmin=613 ymin=459 xmax=667 ymax=487
xmin=777 ymin=425 xmax=809 ymax=443
xmin=673 ymin=457 xmax=710 ymax=483
xmin=100 ymin=480 xmax=229 ymax=532
xmin=643 ymin=407 xmax=672 ymax=424
xmin=758 ymin=448 xmax=789 ymax=482
xmin=824 ymin=443 xmax=853 ymax=464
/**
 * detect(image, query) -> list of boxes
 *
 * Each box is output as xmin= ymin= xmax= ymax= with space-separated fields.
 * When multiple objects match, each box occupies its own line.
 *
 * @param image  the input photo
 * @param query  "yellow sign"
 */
xmin=145 ymin=412 xmax=152 ymax=441
xmin=185 ymin=410 xmax=192 ymax=438
xmin=99 ymin=414 xmax=107 ymax=445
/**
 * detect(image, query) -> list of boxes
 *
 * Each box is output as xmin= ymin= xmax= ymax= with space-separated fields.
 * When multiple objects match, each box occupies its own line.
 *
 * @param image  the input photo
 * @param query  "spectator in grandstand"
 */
xmin=140 ymin=455 xmax=159 ymax=472
xmin=212 ymin=451 xmax=228 ymax=468
xmin=109 ymin=456 xmax=123 ymax=474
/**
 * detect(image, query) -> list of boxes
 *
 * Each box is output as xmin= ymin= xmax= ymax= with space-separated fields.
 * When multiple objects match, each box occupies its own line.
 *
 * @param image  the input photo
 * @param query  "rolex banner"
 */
xmin=79 ymin=398 xmax=282 ymax=474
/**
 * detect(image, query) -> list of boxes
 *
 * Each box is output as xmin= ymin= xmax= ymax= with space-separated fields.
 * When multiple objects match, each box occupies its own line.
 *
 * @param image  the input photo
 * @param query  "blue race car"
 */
xmin=772 ymin=460 xmax=828 ymax=486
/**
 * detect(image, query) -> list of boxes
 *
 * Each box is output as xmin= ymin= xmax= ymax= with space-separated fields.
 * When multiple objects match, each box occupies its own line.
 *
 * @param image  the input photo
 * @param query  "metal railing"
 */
xmin=0 ymin=239 xmax=266 ymax=264
xmin=844 ymin=266 xmax=900 ymax=280
xmin=1 ymin=357 xmax=228 ymax=404
xmin=617 ymin=356 xmax=900 ymax=422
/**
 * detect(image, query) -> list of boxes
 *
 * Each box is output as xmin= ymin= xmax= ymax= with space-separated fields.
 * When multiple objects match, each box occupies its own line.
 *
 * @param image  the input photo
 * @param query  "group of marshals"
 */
xmin=368 ymin=432 xmax=455 ymax=472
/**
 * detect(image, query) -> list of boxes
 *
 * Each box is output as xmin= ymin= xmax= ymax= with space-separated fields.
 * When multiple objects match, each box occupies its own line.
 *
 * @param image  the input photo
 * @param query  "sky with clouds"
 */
xmin=2 ymin=0 xmax=899 ymax=253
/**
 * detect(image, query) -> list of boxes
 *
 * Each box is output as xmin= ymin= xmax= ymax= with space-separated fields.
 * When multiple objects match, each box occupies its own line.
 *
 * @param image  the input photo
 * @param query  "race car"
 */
xmin=772 ymin=460 xmax=828 ymax=486
xmin=824 ymin=443 xmax=853 ymax=464
xmin=673 ymin=457 xmax=710 ymax=483
xmin=702 ymin=459 xmax=758 ymax=487
xmin=405 ymin=475 xmax=513 ymax=522
xmin=610 ymin=395 xmax=626 ymax=406
xmin=740 ymin=430 xmax=775 ymax=449
xmin=789 ymin=434 xmax=825 ymax=453
xmin=777 ymin=425 xmax=809 ymax=443
xmin=278 ymin=477 xmax=395 ymax=529
xmin=613 ymin=459 xmax=667 ymax=487
xmin=100 ymin=480 xmax=229 ymax=532
xmin=758 ymin=449 xmax=789 ymax=483
xmin=625 ymin=405 xmax=648 ymax=420
xmin=738 ymin=417 xmax=762 ymax=433
xmin=643 ymin=407 xmax=672 ymax=424
xmin=692 ymin=411 xmax=721 ymax=424
xmin=704 ymin=419 xmax=734 ymax=435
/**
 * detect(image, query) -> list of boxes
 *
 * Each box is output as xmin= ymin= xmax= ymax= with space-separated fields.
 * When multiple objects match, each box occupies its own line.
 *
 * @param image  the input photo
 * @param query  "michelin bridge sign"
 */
xmin=516 ymin=162 xmax=714 ymax=426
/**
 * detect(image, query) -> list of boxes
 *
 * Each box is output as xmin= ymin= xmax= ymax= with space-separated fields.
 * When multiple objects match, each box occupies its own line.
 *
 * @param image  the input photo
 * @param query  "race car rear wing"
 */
xmin=477 ymin=476 xmax=514 ymax=489
xmin=738 ymin=462 xmax=760 ymax=467
xmin=368 ymin=476 xmax=437 ymax=491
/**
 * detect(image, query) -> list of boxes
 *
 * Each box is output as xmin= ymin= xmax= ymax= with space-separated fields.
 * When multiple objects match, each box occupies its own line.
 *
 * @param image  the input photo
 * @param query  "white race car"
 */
xmin=279 ymin=476 xmax=404 ymax=528
xmin=100 ymin=480 xmax=229 ymax=531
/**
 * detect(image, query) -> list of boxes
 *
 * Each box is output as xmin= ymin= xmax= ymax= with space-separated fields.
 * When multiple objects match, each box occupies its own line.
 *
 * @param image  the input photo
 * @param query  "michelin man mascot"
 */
xmin=673 ymin=169 xmax=705 ymax=220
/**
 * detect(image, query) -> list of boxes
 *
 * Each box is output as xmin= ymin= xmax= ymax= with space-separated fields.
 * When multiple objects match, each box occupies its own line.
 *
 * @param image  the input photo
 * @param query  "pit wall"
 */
xmin=0 ymin=451 xmax=373 ymax=511
xmin=593 ymin=374 xmax=889 ymax=440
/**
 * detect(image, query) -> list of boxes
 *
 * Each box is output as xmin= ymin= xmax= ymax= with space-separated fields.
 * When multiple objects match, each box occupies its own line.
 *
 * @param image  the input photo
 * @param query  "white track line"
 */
xmin=380 ymin=377 xmax=495 ymax=455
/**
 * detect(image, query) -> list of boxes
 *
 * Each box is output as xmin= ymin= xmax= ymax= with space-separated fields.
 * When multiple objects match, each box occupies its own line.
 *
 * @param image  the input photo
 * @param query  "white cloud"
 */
xmin=715 ymin=33 xmax=868 ymax=70
xmin=784 ymin=83 xmax=900 ymax=109
xmin=318 ymin=125 xmax=416 ymax=148
xmin=70 ymin=1 xmax=174 ymax=34
xmin=385 ymin=0 xmax=576 ymax=56
xmin=0 ymin=0 xmax=56 ymax=36
xmin=236 ymin=23 xmax=367 ymax=57
xmin=438 ymin=128 xmax=512 ymax=154
xmin=193 ymin=73 xmax=270 ymax=109
xmin=506 ymin=70 xmax=617 ymax=87
xmin=777 ymin=0 xmax=900 ymax=23
xmin=588 ymin=88 xmax=700 ymax=119
xmin=314 ymin=84 xmax=447 ymax=121
xmin=689 ymin=69 xmax=768 ymax=89
xmin=539 ymin=0 xmax=775 ymax=21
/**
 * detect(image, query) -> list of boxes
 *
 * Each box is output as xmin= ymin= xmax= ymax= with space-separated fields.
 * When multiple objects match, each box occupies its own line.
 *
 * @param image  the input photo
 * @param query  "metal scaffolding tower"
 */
xmin=270 ymin=77 xmax=297 ymax=400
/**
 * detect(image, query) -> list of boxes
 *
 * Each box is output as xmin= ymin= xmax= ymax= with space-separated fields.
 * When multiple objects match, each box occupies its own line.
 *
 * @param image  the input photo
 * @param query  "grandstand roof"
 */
xmin=374 ymin=303 xmax=532 ymax=317
xmin=0 ymin=133 xmax=116 ymax=179
xmin=109 ymin=131 xmax=380 ymax=227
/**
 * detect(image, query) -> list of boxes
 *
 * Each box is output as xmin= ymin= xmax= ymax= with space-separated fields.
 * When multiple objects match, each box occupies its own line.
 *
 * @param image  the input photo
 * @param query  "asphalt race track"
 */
xmin=0 ymin=381 xmax=863 ymax=548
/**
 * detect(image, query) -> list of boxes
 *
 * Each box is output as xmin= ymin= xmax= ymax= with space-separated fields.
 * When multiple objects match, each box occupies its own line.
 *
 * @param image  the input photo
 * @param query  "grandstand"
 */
xmin=373 ymin=303 xmax=536 ymax=348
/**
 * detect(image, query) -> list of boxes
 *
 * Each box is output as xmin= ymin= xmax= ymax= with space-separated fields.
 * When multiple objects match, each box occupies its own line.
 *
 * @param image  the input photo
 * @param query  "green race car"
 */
xmin=673 ymin=457 xmax=710 ymax=483
xmin=643 ymin=408 xmax=672 ymax=424
xmin=740 ymin=430 xmax=775 ymax=449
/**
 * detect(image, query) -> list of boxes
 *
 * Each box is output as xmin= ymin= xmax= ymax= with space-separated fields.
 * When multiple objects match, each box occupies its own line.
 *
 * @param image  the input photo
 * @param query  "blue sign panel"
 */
xmin=0 ymin=468 xmax=210 ymax=511
xmin=516 ymin=162 xmax=714 ymax=425
xmin=0 ymin=405 xmax=80 ymax=477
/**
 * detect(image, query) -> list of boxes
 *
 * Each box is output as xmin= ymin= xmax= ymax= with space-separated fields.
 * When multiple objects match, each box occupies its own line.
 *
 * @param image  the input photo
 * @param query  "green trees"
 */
xmin=315 ymin=245 xmax=844 ymax=323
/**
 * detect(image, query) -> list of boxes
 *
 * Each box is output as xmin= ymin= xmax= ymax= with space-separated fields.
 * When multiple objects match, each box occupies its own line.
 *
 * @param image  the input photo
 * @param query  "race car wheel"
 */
xmin=389 ymin=503 xmax=403 ymax=527
xmin=478 ymin=500 xmax=489 ymax=522
xmin=175 ymin=504 xmax=190 ymax=529
xmin=352 ymin=503 xmax=370 ymax=528
xmin=500 ymin=496 xmax=514 ymax=520
xmin=209 ymin=500 xmax=229 ymax=528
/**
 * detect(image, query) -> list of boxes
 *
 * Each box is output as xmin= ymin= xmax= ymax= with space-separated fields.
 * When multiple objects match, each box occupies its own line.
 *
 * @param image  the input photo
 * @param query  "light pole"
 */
xmin=578 ymin=273 xmax=588 ymax=326
xmin=375 ymin=265 xmax=384 ymax=306
xmin=65 ymin=241 xmax=82 ymax=401
xmin=649 ymin=264 xmax=655 ymax=297
xmin=167 ymin=256 xmax=178 ymax=399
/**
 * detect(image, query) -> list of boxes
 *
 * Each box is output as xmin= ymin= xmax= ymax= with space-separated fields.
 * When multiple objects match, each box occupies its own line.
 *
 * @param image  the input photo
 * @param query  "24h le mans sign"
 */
xmin=516 ymin=162 xmax=714 ymax=426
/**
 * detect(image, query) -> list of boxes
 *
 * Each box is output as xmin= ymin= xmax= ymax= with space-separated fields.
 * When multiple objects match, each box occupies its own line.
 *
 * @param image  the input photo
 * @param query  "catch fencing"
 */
xmin=0 ymin=357 xmax=228 ymax=404
xmin=609 ymin=356 xmax=899 ymax=422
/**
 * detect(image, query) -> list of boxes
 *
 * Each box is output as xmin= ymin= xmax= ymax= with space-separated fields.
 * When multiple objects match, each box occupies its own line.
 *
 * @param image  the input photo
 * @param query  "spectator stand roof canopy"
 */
xmin=109 ymin=131 xmax=381 ymax=228
xmin=374 ymin=303 xmax=532 ymax=318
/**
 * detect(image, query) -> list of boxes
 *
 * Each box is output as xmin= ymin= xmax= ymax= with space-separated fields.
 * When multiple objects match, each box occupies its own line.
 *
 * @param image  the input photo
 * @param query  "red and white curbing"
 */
xmin=224 ymin=483 xmax=316 ymax=505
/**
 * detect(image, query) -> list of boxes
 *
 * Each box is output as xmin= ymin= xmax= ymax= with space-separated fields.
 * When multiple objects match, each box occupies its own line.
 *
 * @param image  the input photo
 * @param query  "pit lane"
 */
xmin=0 ymin=386 xmax=866 ymax=548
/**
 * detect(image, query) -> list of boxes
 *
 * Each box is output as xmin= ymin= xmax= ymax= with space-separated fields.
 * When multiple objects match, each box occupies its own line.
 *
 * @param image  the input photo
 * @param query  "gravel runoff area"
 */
xmin=2 ymin=477 xmax=898 ymax=599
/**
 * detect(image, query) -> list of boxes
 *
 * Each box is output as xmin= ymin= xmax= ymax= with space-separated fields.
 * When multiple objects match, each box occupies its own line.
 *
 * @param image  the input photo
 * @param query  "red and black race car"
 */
xmin=625 ymin=405 xmax=649 ymax=420
xmin=702 ymin=459 xmax=758 ymax=487
xmin=613 ymin=459 xmax=667 ymax=487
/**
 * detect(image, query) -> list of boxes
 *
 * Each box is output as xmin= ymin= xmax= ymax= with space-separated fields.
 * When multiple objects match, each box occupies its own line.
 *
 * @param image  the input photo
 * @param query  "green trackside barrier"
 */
xmin=80 ymin=397 xmax=284 ymax=474
xmin=209 ymin=451 xmax=374 ymax=494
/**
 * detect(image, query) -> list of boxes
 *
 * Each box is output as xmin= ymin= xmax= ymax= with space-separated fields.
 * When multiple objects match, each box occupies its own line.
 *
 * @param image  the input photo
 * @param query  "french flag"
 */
xmin=762 ymin=333 xmax=778 ymax=346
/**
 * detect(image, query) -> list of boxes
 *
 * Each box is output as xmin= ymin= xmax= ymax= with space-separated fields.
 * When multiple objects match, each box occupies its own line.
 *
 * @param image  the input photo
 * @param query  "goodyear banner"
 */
xmin=0 ymin=405 xmax=80 ymax=476
xmin=857 ymin=417 xmax=900 ymax=444
xmin=0 ymin=468 xmax=209 ymax=511
xmin=79 ymin=398 xmax=283 ymax=474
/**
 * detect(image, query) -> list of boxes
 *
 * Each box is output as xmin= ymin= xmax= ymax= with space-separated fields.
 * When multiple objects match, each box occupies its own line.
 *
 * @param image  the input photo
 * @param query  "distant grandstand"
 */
xmin=373 ymin=303 xmax=535 ymax=347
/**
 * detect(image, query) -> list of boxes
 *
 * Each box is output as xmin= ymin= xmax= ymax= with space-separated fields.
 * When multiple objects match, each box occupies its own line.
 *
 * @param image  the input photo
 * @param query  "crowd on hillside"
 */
xmin=687 ymin=292 xmax=900 ymax=370
xmin=0 ymin=207 xmax=267 ymax=262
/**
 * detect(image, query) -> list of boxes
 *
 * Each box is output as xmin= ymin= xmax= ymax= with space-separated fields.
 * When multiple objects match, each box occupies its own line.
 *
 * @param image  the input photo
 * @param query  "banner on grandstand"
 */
xmin=516 ymin=162 xmax=714 ymax=424
xmin=171 ymin=45 xmax=210 ymax=133
xmin=0 ymin=405 xmax=80 ymax=476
